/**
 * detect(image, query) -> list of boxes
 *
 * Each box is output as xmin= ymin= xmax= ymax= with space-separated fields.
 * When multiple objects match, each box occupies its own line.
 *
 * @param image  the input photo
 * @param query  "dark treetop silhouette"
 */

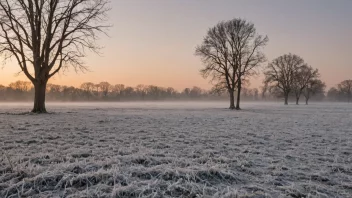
xmin=0 ymin=0 xmax=110 ymax=113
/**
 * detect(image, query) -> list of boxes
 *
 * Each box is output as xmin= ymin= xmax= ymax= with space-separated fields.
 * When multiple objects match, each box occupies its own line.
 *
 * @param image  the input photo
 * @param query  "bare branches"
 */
xmin=303 ymin=79 xmax=326 ymax=104
xmin=0 ymin=0 xmax=110 ymax=83
xmin=195 ymin=18 xmax=268 ymax=109
xmin=0 ymin=0 xmax=110 ymax=112
xmin=264 ymin=53 xmax=323 ymax=105
xmin=292 ymin=65 xmax=320 ymax=104
xmin=196 ymin=18 xmax=269 ymax=92
xmin=265 ymin=54 xmax=304 ymax=92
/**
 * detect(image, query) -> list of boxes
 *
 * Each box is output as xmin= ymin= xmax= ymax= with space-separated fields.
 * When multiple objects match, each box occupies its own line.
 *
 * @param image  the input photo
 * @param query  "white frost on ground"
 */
xmin=0 ymin=102 xmax=351 ymax=198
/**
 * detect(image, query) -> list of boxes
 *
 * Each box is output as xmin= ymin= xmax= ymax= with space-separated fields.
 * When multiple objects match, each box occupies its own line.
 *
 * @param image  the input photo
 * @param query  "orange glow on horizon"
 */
xmin=1 ymin=1 xmax=351 ymax=91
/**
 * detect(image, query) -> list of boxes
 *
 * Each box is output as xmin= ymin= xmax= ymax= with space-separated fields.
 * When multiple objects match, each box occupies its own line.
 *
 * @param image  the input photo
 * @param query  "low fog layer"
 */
xmin=0 ymin=101 xmax=346 ymax=111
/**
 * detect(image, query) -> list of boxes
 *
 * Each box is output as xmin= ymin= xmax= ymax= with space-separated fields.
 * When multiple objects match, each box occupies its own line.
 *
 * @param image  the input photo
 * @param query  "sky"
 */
xmin=0 ymin=0 xmax=351 ymax=91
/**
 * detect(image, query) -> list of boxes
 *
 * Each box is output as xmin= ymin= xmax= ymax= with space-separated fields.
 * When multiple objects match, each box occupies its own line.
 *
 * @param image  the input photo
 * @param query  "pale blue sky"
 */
xmin=1 ymin=0 xmax=351 ymax=90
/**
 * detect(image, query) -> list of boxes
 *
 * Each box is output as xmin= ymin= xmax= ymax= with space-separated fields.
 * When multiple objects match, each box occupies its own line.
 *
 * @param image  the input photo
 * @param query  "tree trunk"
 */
xmin=305 ymin=92 xmax=310 ymax=105
xmin=235 ymin=79 xmax=242 ymax=110
xmin=229 ymin=90 xmax=235 ymax=109
xmin=284 ymin=94 xmax=289 ymax=105
xmin=32 ymin=81 xmax=48 ymax=113
xmin=296 ymin=97 xmax=299 ymax=105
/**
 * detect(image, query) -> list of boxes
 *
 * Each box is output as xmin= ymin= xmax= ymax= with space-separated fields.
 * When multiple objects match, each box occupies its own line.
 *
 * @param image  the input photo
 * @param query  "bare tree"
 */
xmin=80 ymin=82 xmax=95 ymax=99
xmin=264 ymin=54 xmax=306 ymax=105
xmin=190 ymin=86 xmax=203 ymax=98
xmin=166 ymin=87 xmax=177 ymax=97
xmin=81 ymin=82 xmax=95 ymax=93
xmin=98 ymin=81 xmax=111 ymax=97
xmin=113 ymin=84 xmax=125 ymax=99
xmin=0 ymin=0 xmax=110 ymax=113
xmin=292 ymin=65 xmax=319 ymax=105
xmin=327 ymin=87 xmax=341 ymax=101
xmin=302 ymin=79 xmax=326 ymax=105
xmin=260 ymin=83 xmax=269 ymax=100
xmin=183 ymin=88 xmax=191 ymax=97
xmin=195 ymin=18 xmax=268 ymax=109
xmin=338 ymin=80 xmax=352 ymax=103
xmin=9 ymin=80 xmax=32 ymax=92
xmin=47 ymin=83 xmax=62 ymax=100
xmin=228 ymin=20 xmax=268 ymax=109
xmin=195 ymin=21 xmax=235 ymax=108
xmin=253 ymin=88 xmax=259 ymax=100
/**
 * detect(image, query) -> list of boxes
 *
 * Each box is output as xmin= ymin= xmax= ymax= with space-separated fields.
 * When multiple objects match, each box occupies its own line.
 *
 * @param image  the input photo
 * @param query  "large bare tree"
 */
xmin=264 ymin=54 xmax=306 ymax=105
xmin=195 ymin=21 xmax=236 ymax=109
xmin=195 ymin=18 xmax=268 ymax=109
xmin=0 ymin=0 xmax=110 ymax=113
xmin=229 ymin=20 xmax=268 ymax=109
xmin=292 ymin=65 xmax=319 ymax=105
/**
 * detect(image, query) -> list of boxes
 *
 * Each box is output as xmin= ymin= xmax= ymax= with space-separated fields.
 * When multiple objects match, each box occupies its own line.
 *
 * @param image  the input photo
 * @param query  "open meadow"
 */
xmin=0 ymin=102 xmax=351 ymax=198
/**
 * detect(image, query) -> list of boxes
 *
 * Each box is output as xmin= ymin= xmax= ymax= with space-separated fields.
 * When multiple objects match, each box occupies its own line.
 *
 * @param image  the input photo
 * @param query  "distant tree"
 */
xmin=0 ymin=0 xmax=110 ymax=112
xmin=253 ymin=88 xmax=259 ymax=100
xmin=146 ymin=85 xmax=161 ymax=100
xmin=123 ymin=87 xmax=134 ymax=99
xmin=81 ymin=82 xmax=95 ymax=92
xmin=264 ymin=54 xmax=306 ymax=105
xmin=190 ymin=86 xmax=202 ymax=98
xmin=80 ymin=82 xmax=95 ymax=99
xmin=47 ymin=84 xmax=62 ymax=100
xmin=98 ymin=82 xmax=111 ymax=98
xmin=166 ymin=87 xmax=177 ymax=98
xmin=337 ymin=80 xmax=352 ymax=103
xmin=327 ymin=87 xmax=340 ymax=101
xmin=292 ymin=65 xmax=319 ymax=105
xmin=183 ymin=88 xmax=191 ymax=97
xmin=241 ymin=87 xmax=250 ymax=99
xmin=195 ymin=18 xmax=268 ymax=109
xmin=0 ymin=84 xmax=5 ymax=99
xmin=62 ymin=86 xmax=80 ymax=101
xmin=9 ymin=81 xmax=32 ymax=92
xmin=94 ymin=84 xmax=100 ymax=96
xmin=260 ymin=83 xmax=269 ymax=100
xmin=113 ymin=84 xmax=126 ymax=99
xmin=302 ymin=79 xmax=326 ymax=105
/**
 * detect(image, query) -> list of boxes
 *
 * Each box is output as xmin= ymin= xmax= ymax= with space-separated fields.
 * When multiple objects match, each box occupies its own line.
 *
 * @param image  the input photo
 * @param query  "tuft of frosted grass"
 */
xmin=0 ymin=102 xmax=351 ymax=197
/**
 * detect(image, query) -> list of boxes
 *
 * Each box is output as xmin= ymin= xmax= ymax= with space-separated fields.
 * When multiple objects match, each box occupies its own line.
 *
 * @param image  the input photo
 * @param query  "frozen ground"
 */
xmin=0 ymin=102 xmax=351 ymax=198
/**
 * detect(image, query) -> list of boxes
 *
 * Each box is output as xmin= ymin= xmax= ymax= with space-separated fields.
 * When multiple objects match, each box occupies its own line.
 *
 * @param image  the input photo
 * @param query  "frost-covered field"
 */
xmin=0 ymin=102 xmax=351 ymax=198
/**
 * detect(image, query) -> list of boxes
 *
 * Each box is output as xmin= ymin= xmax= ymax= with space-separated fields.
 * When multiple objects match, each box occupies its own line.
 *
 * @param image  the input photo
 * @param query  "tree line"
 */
xmin=0 ymin=81 xmax=269 ymax=102
xmin=2 ymin=79 xmax=351 ymax=103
